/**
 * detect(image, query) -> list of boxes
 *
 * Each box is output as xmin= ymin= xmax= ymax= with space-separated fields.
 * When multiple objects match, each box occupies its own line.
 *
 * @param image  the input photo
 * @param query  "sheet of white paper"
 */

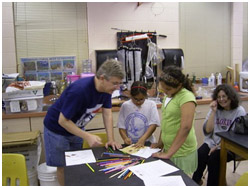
xmin=3 ymin=73 xmax=19 ymax=79
xmin=27 ymin=99 xmax=37 ymax=111
xmin=10 ymin=101 xmax=21 ymax=112
xmin=132 ymin=147 xmax=161 ymax=158
xmin=65 ymin=150 xmax=96 ymax=166
xmin=143 ymin=176 xmax=186 ymax=186
xmin=128 ymin=160 xmax=179 ymax=180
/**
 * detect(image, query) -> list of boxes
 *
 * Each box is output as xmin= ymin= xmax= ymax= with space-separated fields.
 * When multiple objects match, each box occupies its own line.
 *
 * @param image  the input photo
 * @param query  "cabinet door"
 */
xmin=85 ymin=112 xmax=120 ymax=131
xmin=30 ymin=117 xmax=45 ymax=133
xmin=85 ymin=113 xmax=105 ymax=130
xmin=194 ymin=119 xmax=205 ymax=148
xmin=195 ymin=104 xmax=209 ymax=119
xmin=2 ymin=118 xmax=30 ymax=133
xmin=30 ymin=117 xmax=46 ymax=164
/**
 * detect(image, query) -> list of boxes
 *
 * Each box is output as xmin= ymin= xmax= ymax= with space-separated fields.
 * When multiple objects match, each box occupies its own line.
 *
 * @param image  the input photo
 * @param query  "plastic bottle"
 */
xmin=82 ymin=60 xmax=92 ymax=73
xmin=217 ymin=73 xmax=222 ymax=85
xmin=192 ymin=72 xmax=196 ymax=84
xmin=59 ymin=80 xmax=67 ymax=94
xmin=208 ymin=73 xmax=215 ymax=87
xmin=234 ymin=82 xmax=239 ymax=92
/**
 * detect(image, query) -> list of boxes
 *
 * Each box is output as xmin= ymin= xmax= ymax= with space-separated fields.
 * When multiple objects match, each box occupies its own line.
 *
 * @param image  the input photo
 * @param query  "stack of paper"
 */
xmin=128 ymin=160 xmax=186 ymax=186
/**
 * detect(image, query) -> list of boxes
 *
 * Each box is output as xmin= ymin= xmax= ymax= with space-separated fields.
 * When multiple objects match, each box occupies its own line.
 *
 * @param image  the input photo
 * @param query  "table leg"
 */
xmin=219 ymin=138 xmax=227 ymax=186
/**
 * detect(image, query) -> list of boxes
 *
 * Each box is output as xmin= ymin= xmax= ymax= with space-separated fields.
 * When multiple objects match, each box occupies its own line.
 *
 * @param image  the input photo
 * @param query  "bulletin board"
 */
xmin=21 ymin=56 xmax=76 ymax=81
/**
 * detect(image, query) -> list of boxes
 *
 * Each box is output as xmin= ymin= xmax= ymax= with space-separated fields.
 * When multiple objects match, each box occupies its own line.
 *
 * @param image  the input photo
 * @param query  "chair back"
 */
xmin=83 ymin=132 xmax=108 ymax=148
xmin=2 ymin=153 xmax=29 ymax=186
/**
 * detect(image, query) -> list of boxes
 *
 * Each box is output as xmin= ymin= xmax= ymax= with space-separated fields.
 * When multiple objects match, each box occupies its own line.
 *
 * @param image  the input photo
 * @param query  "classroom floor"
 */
xmin=200 ymin=160 xmax=248 ymax=186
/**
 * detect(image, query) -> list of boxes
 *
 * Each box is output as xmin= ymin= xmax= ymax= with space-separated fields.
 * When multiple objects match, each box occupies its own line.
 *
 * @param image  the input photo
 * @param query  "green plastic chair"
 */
xmin=83 ymin=132 xmax=108 ymax=148
xmin=2 ymin=153 xmax=29 ymax=186
xmin=235 ymin=172 xmax=248 ymax=186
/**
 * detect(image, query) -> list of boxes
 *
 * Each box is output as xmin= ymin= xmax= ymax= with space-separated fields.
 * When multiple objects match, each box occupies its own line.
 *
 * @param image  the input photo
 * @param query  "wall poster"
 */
xmin=21 ymin=56 xmax=76 ymax=81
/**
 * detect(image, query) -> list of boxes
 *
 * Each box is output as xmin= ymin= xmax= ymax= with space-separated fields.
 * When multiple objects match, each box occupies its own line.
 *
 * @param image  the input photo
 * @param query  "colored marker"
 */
xmin=86 ymin=163 xmax=95 ymax=173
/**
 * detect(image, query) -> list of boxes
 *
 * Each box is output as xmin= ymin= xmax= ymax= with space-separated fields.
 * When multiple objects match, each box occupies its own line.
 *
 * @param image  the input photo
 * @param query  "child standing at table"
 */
xmin=151 ymin=66 xmax=197 ymax=175
xmin=117 ymin=81 xmax=160 ymax=147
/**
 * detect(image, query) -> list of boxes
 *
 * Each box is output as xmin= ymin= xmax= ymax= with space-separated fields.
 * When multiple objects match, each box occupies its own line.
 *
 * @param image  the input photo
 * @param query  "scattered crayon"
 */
xmin=86 ymin=163 xmax=95 ymax=173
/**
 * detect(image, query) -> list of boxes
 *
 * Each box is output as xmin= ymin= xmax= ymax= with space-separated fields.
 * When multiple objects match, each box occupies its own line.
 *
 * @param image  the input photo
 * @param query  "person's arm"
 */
xmin=119 ymin=128 xmax=132 ymax=145
xmin=150 ymin=131 xmax=163 ymax=149
xmin=152 ymin=101 xmax=195 ymax=159
xmin=58 ymin=112 xmax=102 ymax=147
xmin=204 ymin=100 xmax=217 ymax=133
xmin=134 ymin=124 xmax=157 ymax=148
xmin=102 ymin=108 xmax=122 ymax=150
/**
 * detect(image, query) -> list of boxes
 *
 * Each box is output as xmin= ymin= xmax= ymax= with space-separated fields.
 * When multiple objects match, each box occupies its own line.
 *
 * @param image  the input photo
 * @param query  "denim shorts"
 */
xmin=44 ymin=126 xmax=83 ymax=167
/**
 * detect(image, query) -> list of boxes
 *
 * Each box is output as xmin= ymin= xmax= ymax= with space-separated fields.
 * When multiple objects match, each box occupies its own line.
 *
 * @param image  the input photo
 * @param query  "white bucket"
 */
xmin=37 ymin=163 xmax=60 ymax=186
xmin=28 ymin=169 xmax=38 ymax=186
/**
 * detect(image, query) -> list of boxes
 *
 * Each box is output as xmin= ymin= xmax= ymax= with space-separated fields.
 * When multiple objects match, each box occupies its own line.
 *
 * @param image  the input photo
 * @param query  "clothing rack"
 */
xmin=111 ymin=28 xmax=167 ymax=38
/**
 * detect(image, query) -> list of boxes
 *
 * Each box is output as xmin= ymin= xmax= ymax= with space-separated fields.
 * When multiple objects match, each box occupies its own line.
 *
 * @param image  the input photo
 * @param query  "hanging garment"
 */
xmin=145 ymin=40 xmax=165 ymax=79
xmin=146 ymin=40 xmax=165 ymax=66
xmin=128 ymin=47 xmax=142 ymax=83
xmin=117 ymin=46 xmax=129 ymax=83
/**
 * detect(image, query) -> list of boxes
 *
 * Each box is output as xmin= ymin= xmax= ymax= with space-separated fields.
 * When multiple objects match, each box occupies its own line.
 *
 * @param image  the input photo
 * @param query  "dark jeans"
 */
xmin=192 ymin=143 xmax=233 ymax=186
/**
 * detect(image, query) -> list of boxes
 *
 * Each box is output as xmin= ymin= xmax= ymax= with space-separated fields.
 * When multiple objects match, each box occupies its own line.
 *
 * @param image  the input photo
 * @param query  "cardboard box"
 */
xmin=3 ymin=131 xmax=42 ymax=171
xmin=2 ymin=89 xmax=43 ymax=100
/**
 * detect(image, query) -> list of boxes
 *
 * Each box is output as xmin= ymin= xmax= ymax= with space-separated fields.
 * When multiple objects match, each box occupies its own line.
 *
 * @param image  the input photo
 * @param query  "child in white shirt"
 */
xmin=117 ymin=81 xmax=160 ymax=147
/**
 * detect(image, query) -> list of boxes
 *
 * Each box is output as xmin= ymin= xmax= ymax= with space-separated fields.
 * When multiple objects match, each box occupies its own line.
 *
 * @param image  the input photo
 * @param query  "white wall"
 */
xmin=87 ymin=2 xmax=179 ymax=72
xmin=2 ymin=2 xmax=247 ymax=78
xmin=242 ymin=3 xmax=248 ymax=62
xmin=231 ymin=2 xmax=244 ymax=72
xmin=180 ymin=2 xmax=232 ymax=78
xmin=2 ymin=2 xmax=17 ymax=74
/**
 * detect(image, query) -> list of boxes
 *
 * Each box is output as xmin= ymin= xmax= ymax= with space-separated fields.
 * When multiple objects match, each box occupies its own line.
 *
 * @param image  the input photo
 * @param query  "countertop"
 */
xmin=2 ymin=92 xmax=248 ymax=120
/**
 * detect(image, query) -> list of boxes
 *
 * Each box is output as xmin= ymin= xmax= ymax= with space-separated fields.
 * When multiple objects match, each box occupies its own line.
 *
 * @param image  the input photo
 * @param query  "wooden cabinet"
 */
xmin=194 ymin=104 xmax=209 ymax=148
xmin=85 ymin=113 xmax=105 ymax=130
xmin=30 ymin=117 xmax=44 ymax=133
xmin=194 ymin=119 xmax=206 ymax=148
xmin=30 ymin=117 xmax=45 ymax=164
xmin=2 ymin=98 xmax=247 ymax=165
xmin=86 ymin=109 xmax=163 ymax=145
xmin=2 ymin=118 xmax=30 ymax=133
xmin=86 ymin=111 xmax=124 ymax=144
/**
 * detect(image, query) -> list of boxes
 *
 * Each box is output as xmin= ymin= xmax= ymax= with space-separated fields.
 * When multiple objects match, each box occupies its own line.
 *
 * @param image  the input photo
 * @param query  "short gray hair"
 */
xmin=96 ymin=59 xmax=124 ymax=80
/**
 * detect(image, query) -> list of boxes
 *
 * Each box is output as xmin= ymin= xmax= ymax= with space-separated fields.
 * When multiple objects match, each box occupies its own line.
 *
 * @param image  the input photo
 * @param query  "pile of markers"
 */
xmin=97 ymin=152 xmax=144 ymax=179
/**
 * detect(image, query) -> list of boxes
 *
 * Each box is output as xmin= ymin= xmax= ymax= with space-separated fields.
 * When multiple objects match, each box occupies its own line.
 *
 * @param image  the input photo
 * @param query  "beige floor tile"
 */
xmin=201 ymin=160 xmax=248 ymax=186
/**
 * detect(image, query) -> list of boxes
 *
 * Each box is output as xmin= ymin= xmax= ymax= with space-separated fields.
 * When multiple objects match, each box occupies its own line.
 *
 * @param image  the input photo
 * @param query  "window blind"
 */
xmin=14 ymin=2 xmax=89 ymax=75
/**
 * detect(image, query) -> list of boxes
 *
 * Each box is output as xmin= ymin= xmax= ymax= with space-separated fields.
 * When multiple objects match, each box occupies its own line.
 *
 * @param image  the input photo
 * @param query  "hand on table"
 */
xmin=151 ymin=152 xmax=170 ymax=160
xmin=105 ymin=140 xmax=122 ymax=150
xmin=134 ymin=138 xmax=146 ymax=148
